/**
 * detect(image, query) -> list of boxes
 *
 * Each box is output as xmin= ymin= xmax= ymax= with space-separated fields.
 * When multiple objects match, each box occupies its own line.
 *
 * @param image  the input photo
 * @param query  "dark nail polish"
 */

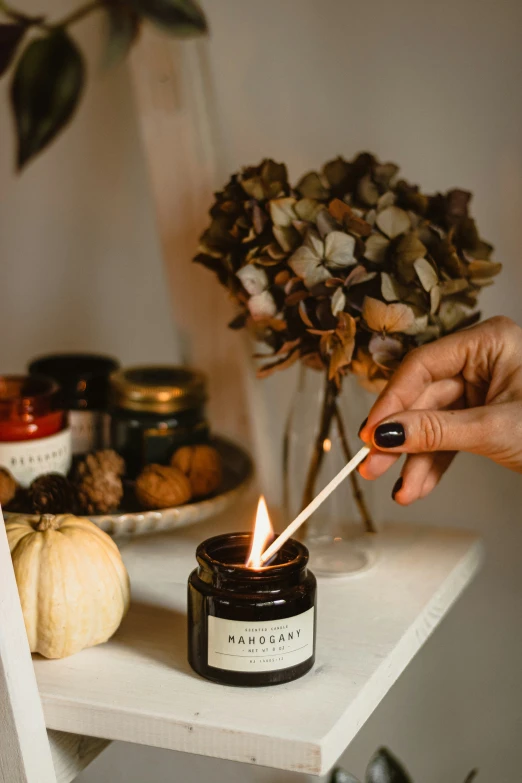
xmin=374 ymin=422 xmax=405 ymax=448
xmin=392 ymin=477 xmax=403 ymax=499
xmin=358 ymin=417 xmax=368 ymax=437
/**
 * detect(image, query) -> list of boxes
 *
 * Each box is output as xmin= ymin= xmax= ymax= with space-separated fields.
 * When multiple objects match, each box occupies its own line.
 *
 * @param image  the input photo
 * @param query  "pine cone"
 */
xmin=29 ymin=474 xmax=77 ymax=515
xmin=0 ymin=467 xmax=17 ymax=507
xmin=73 ymin=450 xmax=124 ymax=514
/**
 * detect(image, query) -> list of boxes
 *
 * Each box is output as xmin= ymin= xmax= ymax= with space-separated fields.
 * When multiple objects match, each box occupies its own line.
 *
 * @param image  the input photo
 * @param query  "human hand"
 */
xmin=358 ymin=316 xmax=522 ymax=505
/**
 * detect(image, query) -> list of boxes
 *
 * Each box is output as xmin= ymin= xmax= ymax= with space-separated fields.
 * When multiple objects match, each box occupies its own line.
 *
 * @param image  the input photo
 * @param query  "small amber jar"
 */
xmin=109 ymin=366 xmax=209 ymax=478
xmin=188 ymin=533 xmax=317 ymax=687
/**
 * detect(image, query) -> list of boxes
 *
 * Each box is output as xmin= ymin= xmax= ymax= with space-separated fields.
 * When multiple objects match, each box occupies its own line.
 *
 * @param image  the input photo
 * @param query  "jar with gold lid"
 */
xmin=109 ymin=366 xmax=209 ymax=478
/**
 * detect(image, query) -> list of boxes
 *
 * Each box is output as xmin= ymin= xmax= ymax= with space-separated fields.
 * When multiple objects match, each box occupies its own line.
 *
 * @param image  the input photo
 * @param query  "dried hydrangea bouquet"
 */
xmin=195 ymin=153 xmax=500 ymax=572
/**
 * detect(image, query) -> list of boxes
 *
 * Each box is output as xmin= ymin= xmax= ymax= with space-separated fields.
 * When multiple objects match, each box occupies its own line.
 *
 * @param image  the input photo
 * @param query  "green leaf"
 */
xmin=104 ymin=5 xmax=140 ymax=68
xmin=0 ymin=22 xmax=27 ymax=77
xmin=129 ymin=0 xmax=207 ymax=35
xmin=10 ymin=29 xmax=85 ymax=170
xmin=366 ymin=748 xmax=413 ymax=783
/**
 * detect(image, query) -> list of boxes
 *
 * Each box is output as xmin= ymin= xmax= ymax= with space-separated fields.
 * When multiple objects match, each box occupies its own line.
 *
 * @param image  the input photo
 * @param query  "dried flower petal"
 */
xmin=296 ymin=171 xmax=329 ymax=200
xmin=269 ymin=197 xmax=297 ymax=227
xmin=376 ymin=206 xmax=410 ymax=239
xmin=324 ymin=231 xmax=356 ymax=267
xmin=358 ymin=175 xmax=380 ymax=206
xmin=298 ymin=299 xmax=314 ymax=327
xmin=414 ymin=257 xmax=438 ymax=291
xmin=237 ymin=264 xmax=268 ymax=295
xmin=331 ymin=287 xmax=346 ymax=316
xmin=257 ymin=349 xmax=299 ymax=378
xmin=363 ymin=296 xmax=415 ymax=334
xmin=248 ymin=291 xmax=277 ymax=320
xmin=381 ymin=272 xmax=402 ymax=302
xmin=328 ymin=199 xmax=372 ymax=236
xmin=345 ymin=265 xmax=377 ymax=287
xmin=273 ymin=224 xmax=300 ymax=253
xmin=369 ymin=334 xmax=404 ymax=368
xmin=430 ymin=284 xmax=441 ymax=314
xmin=467 ymin=260 xmax=502 ymax=278
xmin=364 ymin=233 xmax=389 ymax=263
xmin=294 ymin=198 xmax=323 ymax=223
xmin=439 ymin=278 xmax=469 ymax=296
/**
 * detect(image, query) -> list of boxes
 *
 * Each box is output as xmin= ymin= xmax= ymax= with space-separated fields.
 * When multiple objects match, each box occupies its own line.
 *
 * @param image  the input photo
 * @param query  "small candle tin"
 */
xmin=188 ymin=533 xmax=317 ymax=687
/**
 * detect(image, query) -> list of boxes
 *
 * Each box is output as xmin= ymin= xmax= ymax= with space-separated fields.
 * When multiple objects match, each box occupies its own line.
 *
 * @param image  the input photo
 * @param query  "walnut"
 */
xmin=0 ymin=467 xmax=17 ymax=507
xmin=171 ymin=445 xmax=222 ymax=498
xmin=135 ymin=465 xmax=192 ymax=510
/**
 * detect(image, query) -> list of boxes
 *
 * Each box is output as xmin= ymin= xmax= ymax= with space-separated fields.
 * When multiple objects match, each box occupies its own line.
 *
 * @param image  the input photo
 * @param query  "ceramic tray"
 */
xmin=90 ymin=436 xmax=254 ymax=538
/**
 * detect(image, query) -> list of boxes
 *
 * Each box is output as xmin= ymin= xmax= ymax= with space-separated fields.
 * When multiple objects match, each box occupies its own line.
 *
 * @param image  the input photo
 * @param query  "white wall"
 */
xmin=2 ymin=0 xmax=522 ymax=781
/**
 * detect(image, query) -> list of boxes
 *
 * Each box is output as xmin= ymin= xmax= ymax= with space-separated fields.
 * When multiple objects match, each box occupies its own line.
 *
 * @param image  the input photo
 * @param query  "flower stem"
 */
xmin=299 ymin=374 xmax=337 ymax=537
xmin=333 ymin=402 xmax=376 ymax=533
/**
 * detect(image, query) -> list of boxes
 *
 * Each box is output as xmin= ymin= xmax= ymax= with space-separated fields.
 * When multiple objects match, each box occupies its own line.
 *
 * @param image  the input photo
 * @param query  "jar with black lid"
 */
xmin=28 ymin=353 xmax=119 ymax=455
xmin=109 ymin=366 xmax=209 ymax=478
xmin=188 ymin=533 xmax=317 ymax=687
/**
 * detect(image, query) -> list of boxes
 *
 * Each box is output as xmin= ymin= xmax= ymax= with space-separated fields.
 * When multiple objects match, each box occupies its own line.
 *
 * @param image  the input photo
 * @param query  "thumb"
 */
xmin=371 ymin=406 xmax=504 ymax=457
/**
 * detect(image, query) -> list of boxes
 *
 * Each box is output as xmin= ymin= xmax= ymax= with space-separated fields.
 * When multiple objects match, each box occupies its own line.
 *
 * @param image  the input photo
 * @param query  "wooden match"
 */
xmin=259 ymin=444 xmax=371 ymax=565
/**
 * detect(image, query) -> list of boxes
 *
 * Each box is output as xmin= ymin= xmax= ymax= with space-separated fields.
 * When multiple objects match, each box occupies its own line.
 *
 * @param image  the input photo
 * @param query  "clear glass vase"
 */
xmin=283 ymin=366 xmax=376 ymax=577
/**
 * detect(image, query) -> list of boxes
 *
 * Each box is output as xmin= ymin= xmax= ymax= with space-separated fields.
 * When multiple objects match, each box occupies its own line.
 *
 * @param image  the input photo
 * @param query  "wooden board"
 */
xmin=34 ymin=506 xmax=482 ymax=775
xmin=0 ymin=510 xmax=57 ymax=783
xmin=0 ymin=509 xmax=110 ymax=783
xmin=130 ymin=31 xmax=251 ymax=446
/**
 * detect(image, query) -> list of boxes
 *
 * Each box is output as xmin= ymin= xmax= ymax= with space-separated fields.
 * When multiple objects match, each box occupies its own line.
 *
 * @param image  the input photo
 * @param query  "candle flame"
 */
xmin=246 ymin=495 xmax=274 ymax=568
xmin=323 ymin=438 xmax=332 ymax=452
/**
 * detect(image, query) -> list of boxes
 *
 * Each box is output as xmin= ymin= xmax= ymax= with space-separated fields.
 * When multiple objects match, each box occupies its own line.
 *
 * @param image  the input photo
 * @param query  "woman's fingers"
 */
xmin=367 ymin=403 xmax=522 ymax=474
xmin=358 ymin=447 xmax=399 ymax=480
xmin=392 ymin=451 xmax=456 ymax=505
xmin=359 ymin=379 xmax=464 ymax=480
xmin=358 ymin=319 xmax=511 ymax=445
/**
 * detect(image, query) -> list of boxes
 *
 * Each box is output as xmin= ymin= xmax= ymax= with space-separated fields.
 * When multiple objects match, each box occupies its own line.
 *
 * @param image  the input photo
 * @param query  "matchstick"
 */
xmin=259 ymin=445 xmax=371 ymax=565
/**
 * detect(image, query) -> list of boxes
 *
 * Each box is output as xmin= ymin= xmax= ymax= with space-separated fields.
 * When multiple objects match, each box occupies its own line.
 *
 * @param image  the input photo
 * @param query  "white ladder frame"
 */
xmin=0 ymin=509 xmax=109 ymax=783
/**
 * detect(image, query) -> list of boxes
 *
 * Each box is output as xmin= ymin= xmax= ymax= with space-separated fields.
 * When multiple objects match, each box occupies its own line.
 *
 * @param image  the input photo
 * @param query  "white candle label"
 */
xmin=207 ymin=607 xmax=315 ymax=673
xmin=0 ymin=428 xmax=72 ymax=488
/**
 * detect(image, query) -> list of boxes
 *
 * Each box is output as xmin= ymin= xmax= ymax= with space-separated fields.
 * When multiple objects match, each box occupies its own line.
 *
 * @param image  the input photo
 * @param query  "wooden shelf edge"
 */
xmin=317 ymin=537 xmax=484 ymax=774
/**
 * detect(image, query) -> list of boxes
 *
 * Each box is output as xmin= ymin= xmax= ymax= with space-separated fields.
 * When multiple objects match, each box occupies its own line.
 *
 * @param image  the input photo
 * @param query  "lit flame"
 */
xmin=323 ymin=438 xmax=332 ymax=453
xmin=246 ymin=495 xmax=274 ymax=568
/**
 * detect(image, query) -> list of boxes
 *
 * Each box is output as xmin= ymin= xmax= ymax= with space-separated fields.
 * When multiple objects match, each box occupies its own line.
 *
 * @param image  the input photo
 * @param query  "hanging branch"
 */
xmin=0 ymin=0 xmax=208 ymax=170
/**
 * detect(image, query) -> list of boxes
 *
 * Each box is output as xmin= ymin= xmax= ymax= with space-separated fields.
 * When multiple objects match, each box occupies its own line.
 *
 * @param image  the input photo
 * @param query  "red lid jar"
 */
xmin=0 ymin=375 xmax=65 ymax=442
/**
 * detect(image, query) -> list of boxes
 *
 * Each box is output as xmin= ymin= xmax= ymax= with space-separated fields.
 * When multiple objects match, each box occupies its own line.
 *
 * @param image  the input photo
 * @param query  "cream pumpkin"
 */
xmin=6 ymin=513 xmax=130 ymax=659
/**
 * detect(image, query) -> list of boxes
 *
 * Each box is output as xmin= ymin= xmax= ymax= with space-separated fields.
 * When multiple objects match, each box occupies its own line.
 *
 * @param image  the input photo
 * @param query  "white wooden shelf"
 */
xmin=33 ymin=508 xmax=482 ymax=776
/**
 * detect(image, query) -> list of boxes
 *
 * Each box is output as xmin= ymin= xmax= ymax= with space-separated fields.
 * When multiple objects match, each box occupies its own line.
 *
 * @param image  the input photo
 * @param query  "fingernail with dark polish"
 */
xmin=392 ymin=477 xmax=403 ymax=499
xmin=374 ymin=422 xmax=405 ymax=448
xmin=358 ymin=417 xmax=368 ymax=437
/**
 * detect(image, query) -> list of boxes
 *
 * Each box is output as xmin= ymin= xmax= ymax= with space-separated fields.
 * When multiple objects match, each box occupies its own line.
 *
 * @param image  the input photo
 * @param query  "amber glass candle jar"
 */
xmin=0 ymin=375 xmax=64 ymax=441
xmin=188 ymin=533 xmax=317 ymax=687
